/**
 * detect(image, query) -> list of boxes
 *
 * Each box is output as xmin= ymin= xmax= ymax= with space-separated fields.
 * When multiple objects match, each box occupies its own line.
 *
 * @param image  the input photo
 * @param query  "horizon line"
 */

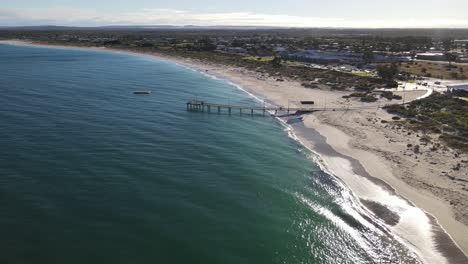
xmin=2 ymin=25 xmax=468 ymax=30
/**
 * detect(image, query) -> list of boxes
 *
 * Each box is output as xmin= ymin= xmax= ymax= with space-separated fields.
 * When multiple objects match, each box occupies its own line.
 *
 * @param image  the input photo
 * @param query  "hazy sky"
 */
xmin=1 ymin=0 xmax=468 ymax=28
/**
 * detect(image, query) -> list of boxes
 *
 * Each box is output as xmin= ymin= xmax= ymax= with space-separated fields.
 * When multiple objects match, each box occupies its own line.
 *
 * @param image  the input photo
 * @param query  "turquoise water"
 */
xmin=0 ymin=44 xmax=420 ymax=263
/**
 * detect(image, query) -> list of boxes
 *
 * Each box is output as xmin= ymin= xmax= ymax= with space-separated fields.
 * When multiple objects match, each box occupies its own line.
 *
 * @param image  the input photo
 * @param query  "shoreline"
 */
xmin=2 ymin=40 xmax=467 ymax=262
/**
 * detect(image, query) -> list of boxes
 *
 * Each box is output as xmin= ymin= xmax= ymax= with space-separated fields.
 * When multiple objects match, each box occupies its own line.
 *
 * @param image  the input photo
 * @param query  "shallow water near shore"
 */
xmin=0 ymin=43 xmax=437 ymax=263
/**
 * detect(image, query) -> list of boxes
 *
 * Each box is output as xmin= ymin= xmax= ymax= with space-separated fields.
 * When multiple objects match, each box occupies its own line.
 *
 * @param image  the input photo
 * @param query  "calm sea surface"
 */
xmin=0 ymin=44 xmax=420 ymax=263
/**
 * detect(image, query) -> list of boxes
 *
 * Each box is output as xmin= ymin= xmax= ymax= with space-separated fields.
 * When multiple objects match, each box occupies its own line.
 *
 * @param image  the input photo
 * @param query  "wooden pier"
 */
xmin=187 ymin=99 xmax=400 ymax=116
xmin=186 ymin=100 xmax=316 ymax=116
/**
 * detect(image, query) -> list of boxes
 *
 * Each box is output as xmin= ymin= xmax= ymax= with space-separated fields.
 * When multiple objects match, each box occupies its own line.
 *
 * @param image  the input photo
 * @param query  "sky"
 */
xmin=1 ymin=0 xmax=468 ymax=28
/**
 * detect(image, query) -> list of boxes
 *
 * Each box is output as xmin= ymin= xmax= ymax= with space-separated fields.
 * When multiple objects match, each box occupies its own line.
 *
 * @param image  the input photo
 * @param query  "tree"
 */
xmin=195 ymin=37 xmax=216 ymax=51
xmin=231 ymin=39 xmax=244 ymax=47
xmin=377 ymin=64 xmax=400 ymax=81
xmin=442 ymin=38 xmax=453 ymax=52
xmin=362 ymin=50 xmax=375 ymax=64
xmin=445 ymin=52 xmax=457 ymax=66
xmin=271 ymin=56 xmax=282 ymax=68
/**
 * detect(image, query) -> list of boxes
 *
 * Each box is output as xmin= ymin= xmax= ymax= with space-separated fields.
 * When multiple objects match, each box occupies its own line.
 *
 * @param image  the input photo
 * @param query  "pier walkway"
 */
xmin=186 ymin=100 xmax=316 ymax=116
xmin=186 ymin=99 xmax=400 ymax=116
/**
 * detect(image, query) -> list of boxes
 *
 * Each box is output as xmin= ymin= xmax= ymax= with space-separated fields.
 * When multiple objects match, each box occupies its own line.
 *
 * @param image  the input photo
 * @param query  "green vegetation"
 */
xmin=401 ymin=61 xmax=468 ymax=80
xmin=270 ymin=56 xmax=283 ymax=68
xmin=149 ymin=49 xmax=386 ymax=91
xmin=360 ymin=95 xmax=378 ymax=102
xmin=380 ymin=91 xmax=402 ymax=100
xmin=345 ymin=92 xmax=378 ymax=102
xmin=377 ymin=64 xmax=399 ymax=81
xmin=243 ymin=56 xmax=274 ymax=62
xmin=384 ymin=93 xmax=468 ymax=152
xmin=362 ymin=50 xmax=375 ymax=64
xmin=351 ymin=71 xmax=375 ymax=77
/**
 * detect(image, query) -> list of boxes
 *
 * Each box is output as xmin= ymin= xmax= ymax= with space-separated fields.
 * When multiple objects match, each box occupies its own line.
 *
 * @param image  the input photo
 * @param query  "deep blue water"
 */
xmin=0 ymin=44 xmax=420 ymax=263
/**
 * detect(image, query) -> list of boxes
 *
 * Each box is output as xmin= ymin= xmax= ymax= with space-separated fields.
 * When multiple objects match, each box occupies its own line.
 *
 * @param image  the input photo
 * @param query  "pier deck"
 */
xmin=186 ymin=99 xmax=395 ymax=116
xmin=186 ymin=100 xmax=316 ymax=116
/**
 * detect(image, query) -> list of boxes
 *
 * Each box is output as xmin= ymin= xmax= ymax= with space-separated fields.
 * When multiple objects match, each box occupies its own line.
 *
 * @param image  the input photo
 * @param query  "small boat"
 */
xmin=133 ymin=90 xmax=151 ymax=95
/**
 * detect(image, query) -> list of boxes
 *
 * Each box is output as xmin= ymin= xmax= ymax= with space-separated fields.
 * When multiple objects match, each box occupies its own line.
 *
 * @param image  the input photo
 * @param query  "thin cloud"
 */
xmin=1 ymin=7 xmax=468 ymax=28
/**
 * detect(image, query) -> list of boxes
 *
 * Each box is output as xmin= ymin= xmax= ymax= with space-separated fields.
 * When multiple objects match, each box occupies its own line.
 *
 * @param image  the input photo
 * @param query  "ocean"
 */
xmin=0 ymin=43 xmax=425 ymax=263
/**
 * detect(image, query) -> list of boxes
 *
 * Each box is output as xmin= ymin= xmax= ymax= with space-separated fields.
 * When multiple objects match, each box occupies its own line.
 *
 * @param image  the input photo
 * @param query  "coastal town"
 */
xmin=2 ymin=27 xmax=468 ymax=85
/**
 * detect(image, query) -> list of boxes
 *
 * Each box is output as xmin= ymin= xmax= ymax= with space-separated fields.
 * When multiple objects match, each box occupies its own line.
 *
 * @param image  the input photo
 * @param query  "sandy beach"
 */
xmin=3 ymin=40 xmax=467 ymax=262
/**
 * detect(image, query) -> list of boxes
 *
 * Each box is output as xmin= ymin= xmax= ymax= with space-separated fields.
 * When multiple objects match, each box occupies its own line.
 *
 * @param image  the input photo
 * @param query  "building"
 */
xmin=458 ymin=57 xmax=468 ymax=63
xmin=373 ymin=54 xmax=411 ymax=63
xmin=416 ymin=52 xmax=446 ymax=61
xmin=454 ymin=40 xmax=468 ymax=48
xmin=283 ymin=50 xmax=363 ymax=64
xmin=273 ymin=47 xmax=287 ymax=53
xmin=447 ymin=83 xmax=468 ymax=91
xmin=225 ymin=47 xmax=247 ymax=54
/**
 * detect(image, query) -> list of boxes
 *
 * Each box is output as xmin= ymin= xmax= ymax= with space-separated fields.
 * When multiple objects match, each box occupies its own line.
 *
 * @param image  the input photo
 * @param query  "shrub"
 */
xmin=349 ymin=92 xmax=367 ymax=98
xmin=355 ymin=84 xmax=374 ymax=92
xmin=301 ymin=83 xmax=319 ymax=89
xmin=386 ymin=81 xmax=398 ymax=88
xmin=420 ymin=135 xmax=432 ymax=143
xmin=381 ymin=91 xmax=394 ymax=100
xmin=383 ymin=104 xmax=416 ymax=117
xmin=360 ymin=95 xmax=378 ymax=102
xmin=440 ymin=134 xmax=468 ymax=152
xmin=384 ymin=93 xmax=467 ymax=153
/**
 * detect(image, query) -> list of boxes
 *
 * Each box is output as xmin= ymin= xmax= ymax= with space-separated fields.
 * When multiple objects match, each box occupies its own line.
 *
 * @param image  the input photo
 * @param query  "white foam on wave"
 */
xmin=306 ymin=151 xmax=446 ymax=264
xmin=298 ymin=193 xmax=377 ymax=262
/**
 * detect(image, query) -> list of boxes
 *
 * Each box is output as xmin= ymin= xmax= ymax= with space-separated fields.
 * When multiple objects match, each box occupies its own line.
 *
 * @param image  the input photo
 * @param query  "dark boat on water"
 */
xmin=133 ymin=90 xmax=151 ymax=94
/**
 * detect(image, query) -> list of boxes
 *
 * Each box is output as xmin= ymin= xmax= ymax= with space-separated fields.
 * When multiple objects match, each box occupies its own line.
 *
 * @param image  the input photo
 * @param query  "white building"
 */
xmin=416 ymin=52 xmax=446 ymax=61
xmin=454 ymin=40 xmax=468 ymax=48
xmin=447 ymin=83 xmax=468 ymax=91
